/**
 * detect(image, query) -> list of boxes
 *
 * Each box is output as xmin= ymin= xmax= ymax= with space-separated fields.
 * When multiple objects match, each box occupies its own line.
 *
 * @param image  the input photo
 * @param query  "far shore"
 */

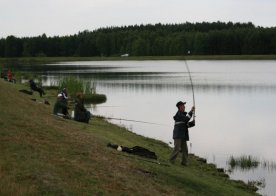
xmin=1 ymin=54 xmax=276 ymax=64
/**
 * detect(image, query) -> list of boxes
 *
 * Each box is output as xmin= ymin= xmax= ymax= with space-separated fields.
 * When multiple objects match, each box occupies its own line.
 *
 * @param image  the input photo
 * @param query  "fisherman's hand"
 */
xmin=188 ymin=120 xmax=195 ymax=127
xmin=190 ymin=106 xmax=195 ymax=113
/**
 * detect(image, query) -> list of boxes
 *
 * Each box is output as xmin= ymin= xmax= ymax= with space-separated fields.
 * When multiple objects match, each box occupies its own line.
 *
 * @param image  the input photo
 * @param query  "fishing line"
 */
xmin=94 ymin=115 xmax=168 ymax=126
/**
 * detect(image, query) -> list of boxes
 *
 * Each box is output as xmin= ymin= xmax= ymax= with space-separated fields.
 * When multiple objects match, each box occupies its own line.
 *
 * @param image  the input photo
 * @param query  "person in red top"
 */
xmin=6 ymin=69 xmax=16 ymax=83
xmin=7 ymin=69 xmax=12 ymax=81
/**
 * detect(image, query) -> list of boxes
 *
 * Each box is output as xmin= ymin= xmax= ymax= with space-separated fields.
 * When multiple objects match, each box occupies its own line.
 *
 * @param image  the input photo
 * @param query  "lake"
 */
xmin=18 ymin=60 xmax=276 ymax=195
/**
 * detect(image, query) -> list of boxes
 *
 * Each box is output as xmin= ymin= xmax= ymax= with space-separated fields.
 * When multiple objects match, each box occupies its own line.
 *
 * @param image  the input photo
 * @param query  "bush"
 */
xmin=59 ymin=77 xmax=84 ymax=96
xmin=58 ymin=77 xmax=107 ymax=104
xmin=83 ymin=94 xmax=107 ymax=104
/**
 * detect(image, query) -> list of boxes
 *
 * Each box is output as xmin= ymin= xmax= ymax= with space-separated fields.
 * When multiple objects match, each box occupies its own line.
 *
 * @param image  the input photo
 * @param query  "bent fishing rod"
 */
xmin=184 ymin=60 xmax=196 ymax=121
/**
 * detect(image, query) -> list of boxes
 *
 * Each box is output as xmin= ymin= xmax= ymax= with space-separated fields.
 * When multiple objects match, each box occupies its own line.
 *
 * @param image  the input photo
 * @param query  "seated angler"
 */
xmin=53 ymin=93 xmax=70 ymax=118
xmin=29 ymin=79 xmax=45 ymax=97
xmin=7 ymin=69 xmax=16 ymax=83
xmin=74 ymin=93 xmax=91 ymax=123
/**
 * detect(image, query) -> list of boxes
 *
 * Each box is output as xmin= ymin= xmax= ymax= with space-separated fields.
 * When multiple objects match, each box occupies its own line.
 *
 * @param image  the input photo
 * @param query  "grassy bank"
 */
xmin=0 ymin=80 xmax=258 ymax=195
xmin=1 ymin=55 xmax=276 ymax=64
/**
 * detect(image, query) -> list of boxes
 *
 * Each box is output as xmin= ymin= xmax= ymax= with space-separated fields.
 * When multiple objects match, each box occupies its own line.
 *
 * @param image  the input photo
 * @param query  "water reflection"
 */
xmin=98 ymin=82 xmax=276 ymax=94
xmin=40 ymin=71 xmax=276 ymax=94
xmin=11 ymin=63 xmax=121 ymax=72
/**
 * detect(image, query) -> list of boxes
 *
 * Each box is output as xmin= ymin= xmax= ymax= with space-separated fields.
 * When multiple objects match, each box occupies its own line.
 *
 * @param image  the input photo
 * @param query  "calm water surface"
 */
xmin=20 ymin=60 xmax=276 ymax=195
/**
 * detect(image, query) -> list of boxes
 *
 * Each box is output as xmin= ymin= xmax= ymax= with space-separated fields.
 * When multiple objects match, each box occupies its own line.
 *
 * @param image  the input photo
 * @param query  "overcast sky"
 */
xmin=1 ymin=0 xmax=275 ymax=38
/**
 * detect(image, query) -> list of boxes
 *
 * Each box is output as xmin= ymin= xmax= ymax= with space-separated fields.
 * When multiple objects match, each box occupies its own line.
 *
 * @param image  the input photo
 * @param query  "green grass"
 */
xmin=0 ymin=80 xmax=259 ymax=195
xmin=42 ymin=85 xmax=59 ymax=91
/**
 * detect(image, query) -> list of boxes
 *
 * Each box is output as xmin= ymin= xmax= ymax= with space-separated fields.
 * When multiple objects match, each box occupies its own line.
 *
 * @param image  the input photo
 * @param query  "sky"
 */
xmin=0 ymin=0 xmax=275 ymax=38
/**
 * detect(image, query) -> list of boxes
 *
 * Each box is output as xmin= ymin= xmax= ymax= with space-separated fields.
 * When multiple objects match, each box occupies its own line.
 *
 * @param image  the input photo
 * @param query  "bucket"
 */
xmin=71 ymin=111 xmax=75 ymax=119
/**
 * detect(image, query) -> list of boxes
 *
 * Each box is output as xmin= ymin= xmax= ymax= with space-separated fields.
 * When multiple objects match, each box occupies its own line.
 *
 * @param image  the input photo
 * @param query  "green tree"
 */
xmin=4 ymin=36 xmax=23 ymax=57
xmin=1 ymin=22 xmax=275 ymax=57
xmin=0 ymin=39 xmax=5 ymax=57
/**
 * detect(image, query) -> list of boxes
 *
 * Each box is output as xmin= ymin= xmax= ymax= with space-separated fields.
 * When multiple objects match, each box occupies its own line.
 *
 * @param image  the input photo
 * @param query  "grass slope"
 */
xmin=0 ymin=80 xmax=258 ymax=195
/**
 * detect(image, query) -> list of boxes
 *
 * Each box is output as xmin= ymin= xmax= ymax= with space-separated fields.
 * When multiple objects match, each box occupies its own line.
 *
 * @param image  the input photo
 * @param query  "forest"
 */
xmin=0 ymin=22 xmax=276 ymax=57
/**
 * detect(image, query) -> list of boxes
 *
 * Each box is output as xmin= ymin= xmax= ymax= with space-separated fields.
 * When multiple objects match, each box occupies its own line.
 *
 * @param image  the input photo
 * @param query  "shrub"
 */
xmin=58 ymin=76 xmax=83 ymax=96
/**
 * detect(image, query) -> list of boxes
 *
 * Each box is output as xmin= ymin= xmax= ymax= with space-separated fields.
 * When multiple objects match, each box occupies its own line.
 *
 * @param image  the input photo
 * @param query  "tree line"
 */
xmin=1 ymin=22 xmax=276 ymax=57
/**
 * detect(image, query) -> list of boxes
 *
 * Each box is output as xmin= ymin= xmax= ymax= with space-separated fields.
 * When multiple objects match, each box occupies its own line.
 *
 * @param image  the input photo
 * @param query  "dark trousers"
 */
xmin=169 ymin=139 xmax=188 ymax=165
xmin=35 ymin=88 xmax=45 ymax=97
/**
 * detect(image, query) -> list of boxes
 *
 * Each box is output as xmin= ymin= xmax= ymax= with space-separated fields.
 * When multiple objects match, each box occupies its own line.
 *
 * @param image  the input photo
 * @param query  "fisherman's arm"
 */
xmin=182 ymin=107 xmax=194 ymax=123
xmin=187 ymin=120 xmax=195 ymax=128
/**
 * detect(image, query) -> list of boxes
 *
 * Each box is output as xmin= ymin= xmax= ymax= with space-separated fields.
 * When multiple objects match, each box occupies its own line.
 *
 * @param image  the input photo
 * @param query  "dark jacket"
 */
xmin=29 ymin=80 xmax=38 ymax=91
xmin=172 ymin=110 xmax=194 ymax=140
xmin=74 ymin=97 xmax=91 ymax=123
xmin=29 ymin=80 xmax=45 ymax=97
xmin=53 ymin=98 xmax=68 ymax=115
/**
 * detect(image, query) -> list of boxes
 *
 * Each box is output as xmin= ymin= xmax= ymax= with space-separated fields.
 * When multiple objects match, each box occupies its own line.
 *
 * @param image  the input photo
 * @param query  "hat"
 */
xmin=176 ymin=101 xmax=186 ymax=108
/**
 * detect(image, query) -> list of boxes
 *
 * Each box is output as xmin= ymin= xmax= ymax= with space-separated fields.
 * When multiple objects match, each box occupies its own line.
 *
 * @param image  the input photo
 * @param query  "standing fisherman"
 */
xmin=169 ymin=101 xmax=195 ymax=166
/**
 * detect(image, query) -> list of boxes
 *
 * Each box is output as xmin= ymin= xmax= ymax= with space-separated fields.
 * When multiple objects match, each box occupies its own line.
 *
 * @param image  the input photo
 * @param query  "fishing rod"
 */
xmin=184 ymin=60 xmax=196 ymax=121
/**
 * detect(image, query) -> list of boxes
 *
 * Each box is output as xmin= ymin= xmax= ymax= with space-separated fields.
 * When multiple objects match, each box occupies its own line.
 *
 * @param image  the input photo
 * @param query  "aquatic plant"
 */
xmin=83 ymin=93 xmax=107 ymax=104
xmin=227 ymin=155 xmax=259 ymax=170
xmin=58 ymin=77 xmax=106 ymax=104
xmin=58 ymin=76 xmax=84 ymax=96
xmin=84 ymin=81 xmax=97 ymax=95
xmin=261 ymin=160 xmax=276 ymax=171
xmin=227 ymin=155 xmax=276 ymax=173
